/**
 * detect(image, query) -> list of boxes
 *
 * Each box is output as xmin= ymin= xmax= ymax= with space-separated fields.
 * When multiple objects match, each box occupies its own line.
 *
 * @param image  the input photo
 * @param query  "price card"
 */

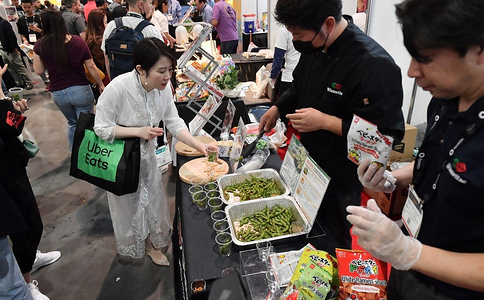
xmin=401 ymin=185 xmax=424 ymax=238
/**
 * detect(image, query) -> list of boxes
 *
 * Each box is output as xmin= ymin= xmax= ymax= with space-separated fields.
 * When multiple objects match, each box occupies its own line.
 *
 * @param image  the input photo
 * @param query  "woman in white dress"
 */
xmin=94 ymin=37 xmax=213 ymax=265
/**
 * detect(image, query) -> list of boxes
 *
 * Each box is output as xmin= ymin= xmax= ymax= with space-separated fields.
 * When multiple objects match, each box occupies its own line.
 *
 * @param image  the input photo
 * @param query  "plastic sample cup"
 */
xmin=266 ymin=269 xmax=278 ymax=293
xmin=215 ymin=232 xmax=232 ymax=256
xmin=203 ymin=182 xmax=218 ymax=192
xmin=207 ymin=148 xmax=219 ymax=162
xmin=208 ymin=197 xmax=223 ymax=213
xmin=213 ymin=219 xmax=229 ymax=234
xmin=256 ymin=241 xmax=271 ymax=262
xmin=210 ymin=210 xmax=226 ymax=223
xmin=189 ymin=185 xmax=203 ymax=198
xmin=9 ymin=87 xmax=23 ymax=102
xmin=206 ymin=190 xmax=220 ymax=199
xmin=192 ymin=191 xmax=207 ymax=210
xmin=191 ymin=279 xmax=206 ymax=293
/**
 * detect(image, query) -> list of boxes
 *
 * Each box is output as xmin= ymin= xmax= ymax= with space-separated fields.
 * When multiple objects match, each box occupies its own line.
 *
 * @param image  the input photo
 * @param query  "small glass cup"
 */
xmin=192 ymin=190 xmax=207 ymax=210
xmin=256 ymin=241 xmax=271 ymax=262
xmin=204 ymin=181 xmax=218 ymax=192
xmin=208 ymin=197 xmax=223 ymax=213
xmin=207 ymin=148 xmax=219 ymax=163
xmin=215 ymin=232 xmax=232 ymax=256
xmin=206 ymin=190 xmax=220 ymax=199
xmin=9 ymin=87 xmax=23 ymax=102
xmin=189 ymin=185 xmax=203 ymax=198
xmin=213 ymin=219 xmax=229 ymax=234
xmin=266 ymin=269 xmax=279 ymax=293
xmin=211 ymin=210 xmax=226 ymax=223
xmin=191 ymin=279 xmax=206 ymax=293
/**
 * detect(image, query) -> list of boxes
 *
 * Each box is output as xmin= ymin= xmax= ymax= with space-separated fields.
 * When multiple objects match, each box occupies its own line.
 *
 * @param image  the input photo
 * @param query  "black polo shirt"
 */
xmin=275 ymin=21 xmax=405 ymax=192
xmin=411 ymin=96 xmax=484 ymax=299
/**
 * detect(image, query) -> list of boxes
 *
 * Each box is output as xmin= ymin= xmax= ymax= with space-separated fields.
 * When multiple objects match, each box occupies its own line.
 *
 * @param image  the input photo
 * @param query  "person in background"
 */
xmin=108 ymin=0 xmax=122 ymax=11
xmin=85 ymin=9 xmax=110 ymax=86
xmin=206 ymin=0 xmax=214 ymax=7
xmin=33 ymin=10 xmax=104 ymax=152
xmin=17 ymin=0 xmax=50 ymax=93
xmin=348 ymin=0 xmax=484 ymax=299
xmin=83 ymin=0 xmax=97 ymax=21
xmin=152 ymin=0 xmax=175 ymax=46
xmin=11 ymin=0 xmax=26 ymax=19
xmin=211 ymin=0 xmax=237 ymax=54
xmin=95 ymin=0 xmax=112 ymax=22
xmin=0 ymin=16 xmax=34 ymax=90
xmin=166 ymin=0 xmax=181 ymax=25
xmin=32 ymin=0 xmax=46 ymax=14
xmin=111 ymin=4 xmax=128 ymax=18
xmin=192 ymin=0 xmax=212 ymax=24
xmin=43 ymin=1 xmax=58 ymax=10
xmin=62 ymin=0 xmax=87 ymax=39
xmin=94 ymin=38 xmax=217 ymax=265
xmin=270 ymin=25 xmax=300 ymax=100
xmin=258 ymin=0 xmax=405 ymax=253
xmin=101 ymin=0 xmax=163 ymax=79
xmin=0 ymin=64 xmax=61 ymax=300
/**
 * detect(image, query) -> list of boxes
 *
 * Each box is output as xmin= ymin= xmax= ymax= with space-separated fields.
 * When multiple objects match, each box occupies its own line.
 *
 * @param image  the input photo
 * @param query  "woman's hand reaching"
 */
xmin=138 ymin=126 xmax=164 ymax=140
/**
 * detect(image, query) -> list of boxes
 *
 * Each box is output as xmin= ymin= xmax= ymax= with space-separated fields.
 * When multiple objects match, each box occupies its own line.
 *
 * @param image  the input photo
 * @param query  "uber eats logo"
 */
xmin=78 ymin=130 xmax=124 ymax=182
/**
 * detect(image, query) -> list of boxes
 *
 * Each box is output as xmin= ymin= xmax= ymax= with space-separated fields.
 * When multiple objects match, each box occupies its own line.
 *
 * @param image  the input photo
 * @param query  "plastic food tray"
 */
xmin=225 ymin=196 xmax=309 ymax=246
xmin=217 ymin=169 xmax=290 ymax=205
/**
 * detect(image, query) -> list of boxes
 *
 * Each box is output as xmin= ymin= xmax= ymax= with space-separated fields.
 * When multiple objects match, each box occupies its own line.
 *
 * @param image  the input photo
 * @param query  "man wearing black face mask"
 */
xmin=259 ymin=0 xmax=405 ymax=254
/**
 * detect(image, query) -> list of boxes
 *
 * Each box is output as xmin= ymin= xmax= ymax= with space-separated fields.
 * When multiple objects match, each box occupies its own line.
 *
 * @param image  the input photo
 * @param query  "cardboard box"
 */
xmin=363 ymin=187 xmax=408 ymax=217
xmin=389 ymin=124 xmax=418 ymax=163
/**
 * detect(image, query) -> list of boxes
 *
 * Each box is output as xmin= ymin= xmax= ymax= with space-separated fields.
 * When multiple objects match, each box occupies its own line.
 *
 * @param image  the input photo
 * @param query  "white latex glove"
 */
xmin=357 ymin=159 xmax=396 ymax=193
xmin=347 ymin=199 xmax=422 ymax=270
xmin=269 ymin=78 xmax=276 ymax=88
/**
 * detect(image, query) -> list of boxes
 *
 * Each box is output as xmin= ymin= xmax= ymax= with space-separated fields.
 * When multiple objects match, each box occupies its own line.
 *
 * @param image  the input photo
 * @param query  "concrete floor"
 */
xmin=22 ymin=82 xmax=176 ymax=300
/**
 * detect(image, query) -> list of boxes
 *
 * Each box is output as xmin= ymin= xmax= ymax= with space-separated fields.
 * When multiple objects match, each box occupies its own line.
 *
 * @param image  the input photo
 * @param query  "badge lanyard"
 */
xmin=403 ymin=101 xmax=484 ymax=237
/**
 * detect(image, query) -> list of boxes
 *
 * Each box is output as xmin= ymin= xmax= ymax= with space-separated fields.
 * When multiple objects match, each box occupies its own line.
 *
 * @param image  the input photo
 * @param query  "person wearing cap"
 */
xmin=348 ymin=0 xmax=484 ymax=299
xmin=258 ymin=0 xmax=405 ymax=253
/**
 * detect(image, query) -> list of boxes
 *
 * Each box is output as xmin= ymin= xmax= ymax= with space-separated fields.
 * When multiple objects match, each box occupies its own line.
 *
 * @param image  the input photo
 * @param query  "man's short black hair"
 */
xmin=396 ymin=0 xmax=484 ymax=61
xmin=64 ymin=0 xmax=77 ymax=8
xmin=21 ymin=0 xmax=33 ymax=5
xmin=274 ymin=0 xmax=343 ymax=32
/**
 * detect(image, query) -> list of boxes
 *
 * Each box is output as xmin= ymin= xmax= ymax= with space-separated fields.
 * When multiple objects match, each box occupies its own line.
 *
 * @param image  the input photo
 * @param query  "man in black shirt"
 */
xmin=11 ymin=0 xmax=25 ymax=19
xmin=259 ymin=0 xmax=405 ymax=253
xmin=0 ymin=17 xmax=33 ymax=89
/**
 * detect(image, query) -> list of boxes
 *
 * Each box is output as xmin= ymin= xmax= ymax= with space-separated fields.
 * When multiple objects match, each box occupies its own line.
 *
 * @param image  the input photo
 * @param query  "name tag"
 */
xmin=167 ymin=14 xmax=173 ymax=22
xmin=155 ymin=144 xmax=172 ymax=169
xmin=401 ymin=185 xmax=423 ymax=238
xmin=29 ymin=34 xmax=37 ymax=43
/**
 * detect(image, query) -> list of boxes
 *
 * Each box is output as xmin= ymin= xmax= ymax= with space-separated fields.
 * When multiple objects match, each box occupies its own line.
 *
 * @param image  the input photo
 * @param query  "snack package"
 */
xmin=347 ymin=115 xmax=394 ymax=168
xmin=335 ymin=249 xmax=388 ymax=300
xmin=279 ymin=249 xmax=338 ymax=300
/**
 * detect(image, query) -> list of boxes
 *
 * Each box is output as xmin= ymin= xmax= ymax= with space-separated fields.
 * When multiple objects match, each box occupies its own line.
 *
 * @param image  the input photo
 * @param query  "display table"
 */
xmin=230 ymin=53 xmax=272 ymax=82
xmin=172 ymin=153 xmax=339 ymax=299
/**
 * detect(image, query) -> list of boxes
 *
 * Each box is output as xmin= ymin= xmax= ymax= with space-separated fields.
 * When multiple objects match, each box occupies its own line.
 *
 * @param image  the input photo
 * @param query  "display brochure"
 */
xmin=184 ymin=65 xmax=223 ymax=99
xmin=280 ymin=135 xmax=331 ymax=228
xmin=280 ymin=135 xmax=308 ymax=193
xmin=268 ymin=243 xmax=316 ymax=287
xmin=229 ymin=118 xmax=247 ymax=171
xmin=20 ymin=44 xmax=34 ymax=60
xmin=188 ymin=95 xmax=222 ymax=135
xmin=177 ymin=23 xmax=213 ymax=68
xmin=5 ymin=6 xmax=19 ymax=22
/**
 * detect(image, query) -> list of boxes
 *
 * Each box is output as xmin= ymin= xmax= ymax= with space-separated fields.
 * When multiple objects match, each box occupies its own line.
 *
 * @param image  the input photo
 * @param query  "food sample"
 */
xmin=223 ymin=175 xmax=283 ymax=202
xmin=233 ymin=205 xmax=296 ymax=242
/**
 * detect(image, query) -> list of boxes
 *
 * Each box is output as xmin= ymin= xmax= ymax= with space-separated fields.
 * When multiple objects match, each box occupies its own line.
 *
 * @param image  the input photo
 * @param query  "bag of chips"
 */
xmin=335 ymin=249 xmax=387 ymax=300
xmin=347 ymin=115 xmax=394 ymax=168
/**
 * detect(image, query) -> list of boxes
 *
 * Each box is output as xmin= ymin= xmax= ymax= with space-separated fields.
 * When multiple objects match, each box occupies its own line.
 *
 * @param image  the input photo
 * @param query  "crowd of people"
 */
xmin=2 ymin=0 xmax=483 ymax=299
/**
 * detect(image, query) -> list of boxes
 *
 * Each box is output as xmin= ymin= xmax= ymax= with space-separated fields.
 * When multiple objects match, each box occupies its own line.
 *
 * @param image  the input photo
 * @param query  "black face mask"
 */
xmin=293 ymin=29 xmax=328 ymax=55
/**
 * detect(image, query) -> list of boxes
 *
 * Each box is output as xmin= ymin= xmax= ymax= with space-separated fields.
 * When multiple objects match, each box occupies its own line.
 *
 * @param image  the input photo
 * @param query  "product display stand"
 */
xmin=177 ymin=23 xmax=224 ymax=136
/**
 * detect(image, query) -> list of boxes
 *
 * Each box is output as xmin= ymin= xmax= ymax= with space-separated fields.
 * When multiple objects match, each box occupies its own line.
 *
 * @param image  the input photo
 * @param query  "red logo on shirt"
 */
xmin=6 ymin=111 xmax=25 ymax=129
xmin=332 ymin=82 xmax=342 ymax=90
xmin=453 ymin=158 xmax=467 ymax=173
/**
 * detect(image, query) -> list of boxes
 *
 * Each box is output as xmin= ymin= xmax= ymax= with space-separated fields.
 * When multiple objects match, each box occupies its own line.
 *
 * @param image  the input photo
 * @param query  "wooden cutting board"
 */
xmin=179 ymin=157 xmax=229 ymax=184
xmin=175 ymin=136 xmax=217 ymax=157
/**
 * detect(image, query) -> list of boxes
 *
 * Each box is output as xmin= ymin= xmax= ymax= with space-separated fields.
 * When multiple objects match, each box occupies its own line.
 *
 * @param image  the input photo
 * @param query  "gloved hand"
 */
xmin=357 ymin=159 xmax=397 ymax=193
xmin=269 ymin=78 xmax=276 ymax=89
xmin=347 ymin=199 xmax=422 ymax=270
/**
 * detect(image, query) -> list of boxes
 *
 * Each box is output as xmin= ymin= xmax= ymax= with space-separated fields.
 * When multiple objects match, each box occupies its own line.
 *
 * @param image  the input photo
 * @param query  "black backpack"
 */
xmin=105 ymin=17 xmax=153 ymax=79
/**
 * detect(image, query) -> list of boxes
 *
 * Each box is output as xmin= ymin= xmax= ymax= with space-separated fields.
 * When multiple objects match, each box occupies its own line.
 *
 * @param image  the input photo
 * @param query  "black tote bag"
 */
xmin=70 ymin=112 xmax=141 ymax=196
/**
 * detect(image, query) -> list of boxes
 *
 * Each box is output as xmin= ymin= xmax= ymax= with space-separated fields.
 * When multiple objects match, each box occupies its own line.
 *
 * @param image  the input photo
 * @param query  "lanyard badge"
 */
xmin=401 ymin=185 xmax=424 ymax=238
xmin=155 ymin=124 xmax=172 ymax=170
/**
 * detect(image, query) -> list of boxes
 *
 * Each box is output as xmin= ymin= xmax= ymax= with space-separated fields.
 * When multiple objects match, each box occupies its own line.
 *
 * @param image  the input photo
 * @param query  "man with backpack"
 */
xmin=101 ymin=0 xmax=163 ymax=79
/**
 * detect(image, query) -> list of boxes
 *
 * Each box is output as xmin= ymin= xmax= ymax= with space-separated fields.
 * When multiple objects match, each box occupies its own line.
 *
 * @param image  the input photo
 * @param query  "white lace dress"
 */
xmin=94 ymin=71 xmax=187 ymax=258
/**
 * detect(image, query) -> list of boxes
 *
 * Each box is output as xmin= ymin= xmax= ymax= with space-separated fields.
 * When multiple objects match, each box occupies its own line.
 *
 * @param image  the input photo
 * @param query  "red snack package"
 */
xmin=335 ymin=249 xmax=388 ymax=300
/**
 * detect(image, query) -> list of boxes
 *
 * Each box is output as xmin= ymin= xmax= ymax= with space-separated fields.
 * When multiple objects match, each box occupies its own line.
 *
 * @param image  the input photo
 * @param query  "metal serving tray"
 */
xmin=225 ymin=196 xmax=310 ymax=246
xmin=217 ymin=169 xmax=290 ymax=205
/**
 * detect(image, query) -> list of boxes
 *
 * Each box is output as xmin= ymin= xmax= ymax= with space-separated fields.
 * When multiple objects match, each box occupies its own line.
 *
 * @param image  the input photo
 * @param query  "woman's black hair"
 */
xmin=133 ymin=38 xmax=175 ymax=76
xmin=274 ymin=0 xmax=343 ymax=32
xmin=39 ymin=10 xmax=69 ymax=72
xmin=396 ymin=0 xmax=484 ymax=62
xmin=156 ymin=0 xmax=168 ymax=12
